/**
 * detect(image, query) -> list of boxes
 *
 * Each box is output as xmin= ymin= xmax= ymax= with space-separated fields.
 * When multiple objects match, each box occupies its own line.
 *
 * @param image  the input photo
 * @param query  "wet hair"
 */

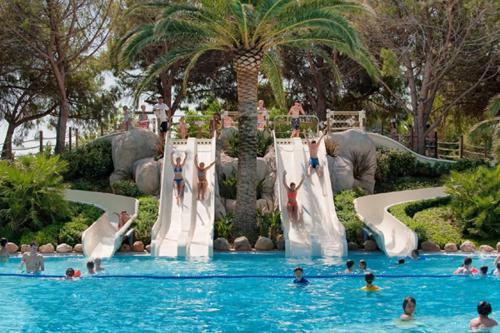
xmin=346 ymin=259 xmax=354 ymax=269
xmin=364 ymin=272 xmax=375 ymax=283
xmin=477 ymin=301 xmax=492 ymax=316
xmin=398 ymin=258 xmax=405 ymax=264
xmin=360 ymin=259 xmax=367 ymax=268
xmin=0 ymin=238 xmax=7 ymax=247
xmin=290 ymin=182 xmax=296 ymax=187
xmin=66 ymin=268 xmax=75 ymax=277
xmin=87 ymin=261 xmax=95 ymax=270
xmin=480 ymin=266 xmax=488 ymax=275
xmin=294 ymin=267 xmax=304 ymax=273
xmin=402 ymin=296 xmax=416 ymax=311
xmin=464 ymin=257 xmax=472 ymax=266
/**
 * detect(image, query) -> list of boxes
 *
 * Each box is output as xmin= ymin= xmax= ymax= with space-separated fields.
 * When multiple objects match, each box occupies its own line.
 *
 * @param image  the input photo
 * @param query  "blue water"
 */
xmin=0 ymin=252 xmax=499 ymax=332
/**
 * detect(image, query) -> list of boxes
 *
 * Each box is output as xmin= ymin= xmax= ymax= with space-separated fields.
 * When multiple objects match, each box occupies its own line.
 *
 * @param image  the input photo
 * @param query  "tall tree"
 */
xmin=0 ymin=0 xmax=113 ymax=153
xmin=118 ymin=0 xmax=376 ymax=241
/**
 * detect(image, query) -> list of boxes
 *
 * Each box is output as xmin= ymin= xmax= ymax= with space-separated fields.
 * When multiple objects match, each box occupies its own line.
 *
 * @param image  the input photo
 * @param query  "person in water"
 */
xmin=469 ymin=301 xmax=498 ymax=330
xmin=0 ymin=238 xmax=9 ymax=263
xmin=87 ymin=261 xmax=96 ymax=275
xmin=493 ymin=262 xmax=500 ymax=276
xmin=400 ymin=296 xmax=416 ymax=321
xmin=359 ymin=259 xmax=367 ymax=271
xmin=293 ymin=267 xmax=309 ymax=285
xmin=345 ymin=259 xmax=355 ymax=273
xmin=195 ymin=154 xmax=216 ymax=201
xmin=398 ymin=258 xmax=405 ymax=265
xmin=94 ymin=258 xmax=105 ymax=272
xmin=171 ymin=151 xmax=188 ymax=204
xmin=454 ymin=257 xmax=478 ymax=275
xmin=282 ymin=170 xmax=305 ymax=223
xmin=306 ymin=133 xmax=325 ymax=177
xmin=479 ymin=266 xmax=488 ymax=276
xmin=64 ymin=268 xmax=80 ymax=280
xmin=20 ymin=242 xmax=44 ymax=273
xmin=361 ymin=272 xmax=380 ymax=291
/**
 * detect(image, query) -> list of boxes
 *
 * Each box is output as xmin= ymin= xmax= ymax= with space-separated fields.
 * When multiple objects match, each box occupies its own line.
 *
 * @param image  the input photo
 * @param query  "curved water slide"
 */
xmin=274 ymin=132 xmax=347 ymax=257
xmin=151 ymin=134 xmax=216 ymax=257
xmin=354 ymin=187 xmax=447 ymax=257
xmin=65 ymin=189 xmax=139 ymax=258
xmin=367 ymin=132 xmax=455 ymax=165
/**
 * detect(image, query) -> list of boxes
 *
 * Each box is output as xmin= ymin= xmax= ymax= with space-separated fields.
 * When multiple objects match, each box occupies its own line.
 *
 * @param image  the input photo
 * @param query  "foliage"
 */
xmin=219 ymin=173 xmax=238 ymax=200
xmin=257 ymin=209 xmax=282 ymax=242
xmin=445 ymin=165 xmax=500 ymax=238
xmin=224 ymin=130 xmax=273 ymax=158
xmin=58 ymin=218 xmax=89 ymax=246
xmin=0 ymin=155 xmax=68 ymax=234
xmin=67 ymin=203 xmax=104 ymax=226
xmin=20 ymin=224 xmax=61 ymax=247
xmin=334 ymin=189 xmax=366 ymax=244
xmin=214 ymin=214 xmax=234 ymax=241
xmin=67 ymin=178 xmax=111 ymax=193
xmin=111 ymin=180 xmax=143 ymax=198
xmin=133 ymin=196 xmax=159 ymax=245
xmin=61 ymin=140 xmax=113 ymax=181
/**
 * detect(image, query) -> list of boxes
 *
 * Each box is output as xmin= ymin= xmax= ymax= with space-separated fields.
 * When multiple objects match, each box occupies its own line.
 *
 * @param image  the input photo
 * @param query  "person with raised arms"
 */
xmin=282 ymin=170 xmax=305 ymax=223
xmin=171 ymin=151 xmax=188 ymax=205
xmin=195 ymin=154 xmax=216 ymax=201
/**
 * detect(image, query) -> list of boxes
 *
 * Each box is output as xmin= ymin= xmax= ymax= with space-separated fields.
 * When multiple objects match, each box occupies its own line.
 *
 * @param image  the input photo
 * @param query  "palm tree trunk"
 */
xmin=233 ymin=49 xmax=262 ymax=244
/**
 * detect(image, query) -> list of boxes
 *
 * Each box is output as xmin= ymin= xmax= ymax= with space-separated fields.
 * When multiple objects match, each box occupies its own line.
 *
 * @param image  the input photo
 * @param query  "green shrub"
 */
xmin=58 ymin=218 xmax=88 ymax=246
xmin=67 ymin=203 xmax=104 ymax=225
xmin=0 ymin=155 xmax=68 ymax=234
xmin=445 ymin=165 xmax=500 ymax=238
xmin=334 ymin=189 xmax=365 ymax=244
xmin=214 ymin=214 xmax=234 ymax=240
xmin=134 ymin=196 xmax=159 ymax=244
xmin=219 ymin=173 xmax=237 ymax=200
xmin=111 ymin=180 xmax=143 ymax=197
xmin=376 ymin=150 xmax=418 ymax=182
xmin=257 ymin=209 xmax=282 ymax=242
xmin=68 ymin=178 xmax=111 ymax=193
xmin=62 ymin=140 xmax=113 ymax=181
xmin=20 ymin=224 xmax=61 ymax=246
xmin=224 ymin=130 xmax=273 ymax=158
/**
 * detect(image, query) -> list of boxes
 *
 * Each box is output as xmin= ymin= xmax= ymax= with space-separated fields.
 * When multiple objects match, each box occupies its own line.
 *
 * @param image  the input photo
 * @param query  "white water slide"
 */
xmin=151 ymin=134 xmax=216 ymax=257
xmin=65 ymin=189 xmax=139 ymax=258
xmin=354 ymin=187 xmax=447 ymax=257
xmin=274 ymin=132 xmax=347 ymax=257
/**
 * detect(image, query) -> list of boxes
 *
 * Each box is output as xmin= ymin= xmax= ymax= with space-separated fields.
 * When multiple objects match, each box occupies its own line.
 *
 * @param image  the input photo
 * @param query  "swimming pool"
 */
xmin=0 ymin=252 xmax=498 ymax=332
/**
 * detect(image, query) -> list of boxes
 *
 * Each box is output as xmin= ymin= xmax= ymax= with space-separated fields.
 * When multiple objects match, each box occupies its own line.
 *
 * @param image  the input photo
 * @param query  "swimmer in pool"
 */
xmin=479 ymin=266 xmax=488 ymax=276
xmin=345 ymin=259 xmax=355 ymax=273
xmin=361 ymin=272 xmax=380 ymax=291
xmin=20 ymin=242 xmax=44 ymax=273
xmin=359 ymin=259 xmax=367 ymax=272
xmin=493 ymin=263 xmax=500 ymax=276
xmin=0 ymin=238 xmax=9 ymax=263
xmin=398 ymin=258 xmax=405 ymax=265
xmin=293 ymin=267 xmax=309 ymax=285
xmin=469 ymin=301 xmax=498 ymax=330
xmin=454 ymin=257 xmax=477 ymax=275
xmin=64 ymin=268 xmax=80 ymax=280
xmin=94 ymin=258 xmax=105 ymax=272
xmin=400 ymin=296 xmax=416 ymax=321
xmin=87 ymin=261 xmax=96 ymax=275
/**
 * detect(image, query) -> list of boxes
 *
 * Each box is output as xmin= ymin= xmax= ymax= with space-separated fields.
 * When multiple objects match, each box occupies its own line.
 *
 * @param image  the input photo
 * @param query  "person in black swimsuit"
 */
xmin=195 ymin=155 xmax=216 ymax=201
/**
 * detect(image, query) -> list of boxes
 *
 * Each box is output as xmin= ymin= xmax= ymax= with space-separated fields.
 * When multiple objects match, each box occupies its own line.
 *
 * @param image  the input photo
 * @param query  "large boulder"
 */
xmin=39 ymin=243 xmax=55 ymax=253
xmin=132 ymin=241 xmax=145 ymax=252
xmin=214 ymin=238 xmax=230 ymax=251
xmin=214 ymin=193 xmax=226 ymax=220
xmin=219 ymin=127 xmax=238 ymax=152
xmin=496 ymin=242 xmax=500 ymax=252
xmin=348 ymin=242 xmax=360 ymax=250
xmin=6 ymin=242 xmax=18 ymax=254
xmin=110 ymin=128 xmax=159 ymax=184
xmin=479 ymin=245 xmax=494 ymax=253
xmin=56 ymin=243 xmax=73 ymax=253
xmin=20 ymin=244 xmax=30 ymax=254
xmin=444 ymin=243 xmax=458 ymax=252
xmin=225 ymin=199 xmax=237 ymax=215
xmin=276 ymin=234 xmax=285 ymax=250
xmin=363 ymin=240 xmax=378 ymax=251
xmin=460 ymin=241 xmax=476 ymax=253
xmin=220 ymin=153 xmax=238 ymax=179
xmin=133 ymin=158 xmax=161 ymax=195
xmin=233 ymin=236 xmax=252 ymax=251
xmin=327 ymin=129 xmax=377 ymax=194
xmin=421 ymin=241 xmax=441 ymax=252
xmin=73 ymin=244 xmax=83 ymax=253
xmin=145 ymin=244 xmax=152 ymax=253
xmin=254 ymin=236 xmax=274 ymax=251
xmin=256 ymin=199 xmax=273 ymax=213
xmin=328 ymin=155 xmax=355 ymax=193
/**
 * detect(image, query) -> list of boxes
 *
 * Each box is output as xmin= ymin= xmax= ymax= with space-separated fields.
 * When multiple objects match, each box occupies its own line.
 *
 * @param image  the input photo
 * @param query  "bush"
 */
xmin=334 ymin=189 xmax=365 ymax=244
xmin=20 ymin=224 xmax=61 ymax=246
xmin=67 ymin=203 xmax=104 ymax=225
xmin=134 ymin=196 xmax=159 ymax=244
xmin=224 ymin=130 xmax=273 ymax=158
xmin=62 ymin=140 xmax=113 ymax=181
xmin=375 ymin=150 xmax=418 ymax=182
xmin=58 ymin=218 xmax=88 ymax=246
xmin=68 ymin=178 xmax=111 ymax=193
xmin=214 ymin=214 xmax=234 ymax=240
xmin=219 ymin=173 xmax=237 ymax=200
xmin=445 ymin=165 xmax=500 ymax=238
xmin=111 ymin=180 xmax=143 ymax=197
xmin=257 ymin=209 xmax=282 ymax=242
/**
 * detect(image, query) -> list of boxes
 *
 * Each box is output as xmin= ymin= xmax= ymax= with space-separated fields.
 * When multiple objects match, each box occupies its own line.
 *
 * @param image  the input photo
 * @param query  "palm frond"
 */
xmin=261 ymin=49 xmax=286 ymax=110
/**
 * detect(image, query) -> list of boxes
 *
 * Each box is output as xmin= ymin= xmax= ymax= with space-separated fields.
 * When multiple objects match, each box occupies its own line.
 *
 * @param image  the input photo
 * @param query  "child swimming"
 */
xmin=345 ymin=259 xmax=355 ymax=273
xmin=361 ymin=272 xmax=380 ymax=291
xmin=400 ymin=296 xmax=416 ymax=321
xmin=293 ymin=267 xmax=309 ymax=285
xmin=454 ymin=257 xmax=478 ymax=275
xmin=469 ymin=301 xmax=498 ymax=330
xmin=87 ymin=261 xmax=96 ymax=275
xmin=359 ymin=259 xmax=367 ymax=271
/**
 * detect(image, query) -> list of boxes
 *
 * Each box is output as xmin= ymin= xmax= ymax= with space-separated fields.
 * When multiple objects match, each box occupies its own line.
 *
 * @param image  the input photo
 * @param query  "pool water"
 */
xmin=0 ymin=252 xmax=498 ymax=332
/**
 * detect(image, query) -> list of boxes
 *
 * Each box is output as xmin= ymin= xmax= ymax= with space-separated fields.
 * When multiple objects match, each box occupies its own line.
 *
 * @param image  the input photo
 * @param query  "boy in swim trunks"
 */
xmin=469 ymin=301 xmax=498 ymax=330
xmin=20 ymin=242 xmax=44 ymax=274
xmin=293 ymin=267 xmax=309 ymax=285
xmin=306 ymin=133 xmax=325 ymax=177
xmin=288 ymin=101 xmax=305 ymax=138
xmin=361 ymin=272 xmax=380 ymax=291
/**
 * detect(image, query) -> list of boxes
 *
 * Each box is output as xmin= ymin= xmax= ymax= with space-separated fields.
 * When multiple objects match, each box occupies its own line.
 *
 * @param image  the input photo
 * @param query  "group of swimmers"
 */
xmin=64 ymin=258 xmax=105 ymax=280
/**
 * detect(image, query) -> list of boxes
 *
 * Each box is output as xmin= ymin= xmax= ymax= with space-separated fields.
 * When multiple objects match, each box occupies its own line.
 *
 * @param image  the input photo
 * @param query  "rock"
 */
xmin=263 ymin=146 xmax=276 ymax=172
xmin=20 ymin=244 xmax=30 ymax=253
xmin=39 ymin=243 xmax=55 ymax=253
xmin=73 ymin=244 xmax=83 ymax=253
xmin=348 ymin=242 xmax=360 ymax=250
xmin=496 ymin=242 xmax=500 ymax=252
xmin=214 ymin=194 xmax=226 ymax=220
xmin=254 ymin=236 xmax=274 ymax=251
xmin=220 ymin=153 xmax=238 ymax=179
xmin=460 ymin=241 xmax=476 ymax=253
xmin=145 ymin=244 xmax=151 ymax=253
xmin=133 ymin=158 xmax=161 ymax=195
xmin=327 ymin=129 xmax=377 ymax=194
xmin=260 ymin=171 xmax=276 ymax=202
xmin=132 ymin=241 xmax=145 ymax=252
xmin=256 ymin=198 xmax=272 ymax=213
xmin=119 ymin=244 xmax=131 ymax=252
xmin=256 ymin=157 xmax=270 ymax=183
xmin=219 ymin=127 xmax=238 ymax=152
xmin=479 ymin=245 xmax=494 ymax=253
xmin=363 ymin=240 xmax=378 ymax=251
xmin=225 ymin=199 xmax=237 ymax=215
xmin=276 ymin=234 xmax=285 ymax=250
xmin=233 ymin=236 xmax=252 ymax=251
xmin=213 ymin=238 xmax=230 ymax=251
xmin=56 ymin=243 xmax=73 ymax=253
xmin=6 ymin=242 xmax=18 ymax=254
xmin=111 ymin=128 xmax=160 ymax=183
xmin=444 ymin=243 xmax=458 ymax=252
xmin=421 ymin=241 xmax=441 ymax=252
xmin=328 ymin=155 xmax=355 ymax=193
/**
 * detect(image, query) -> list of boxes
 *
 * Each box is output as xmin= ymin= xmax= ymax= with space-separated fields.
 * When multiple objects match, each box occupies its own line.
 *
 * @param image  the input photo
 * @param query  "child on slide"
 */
xmin=282 ymin=171 xmax=305 ymax=223
xmin=171 ymin=151 xmax=188 ymax=205
xmin=306 ymin=133 xmax=325 ymax=177
xmin=195 ymin=155 xmax=216 ymax=201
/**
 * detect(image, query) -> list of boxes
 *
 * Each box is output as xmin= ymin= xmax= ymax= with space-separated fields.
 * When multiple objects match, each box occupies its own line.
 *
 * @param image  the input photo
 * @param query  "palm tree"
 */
xmin=117 ymin=0 xmax=377 ymax=242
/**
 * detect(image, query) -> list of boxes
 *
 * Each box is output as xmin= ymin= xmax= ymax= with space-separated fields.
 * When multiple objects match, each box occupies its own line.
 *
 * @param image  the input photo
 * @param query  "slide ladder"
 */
xmin=274 ymin=132 xmax=347 ymax=257
xmin=151 ymin=133 xmax=216 ymax=257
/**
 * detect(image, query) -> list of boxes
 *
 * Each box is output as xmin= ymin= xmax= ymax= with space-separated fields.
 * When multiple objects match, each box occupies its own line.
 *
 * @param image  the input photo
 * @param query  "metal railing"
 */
xmin=326 ymin=110 xmax=366 ymax=132
xmin=272 ymin=115 xmax=320 ymax=138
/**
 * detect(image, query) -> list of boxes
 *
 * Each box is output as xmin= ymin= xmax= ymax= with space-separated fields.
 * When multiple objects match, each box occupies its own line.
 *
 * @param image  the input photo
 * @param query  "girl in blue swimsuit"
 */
xmin=171 ymin=151 xmax=188 ymax=204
